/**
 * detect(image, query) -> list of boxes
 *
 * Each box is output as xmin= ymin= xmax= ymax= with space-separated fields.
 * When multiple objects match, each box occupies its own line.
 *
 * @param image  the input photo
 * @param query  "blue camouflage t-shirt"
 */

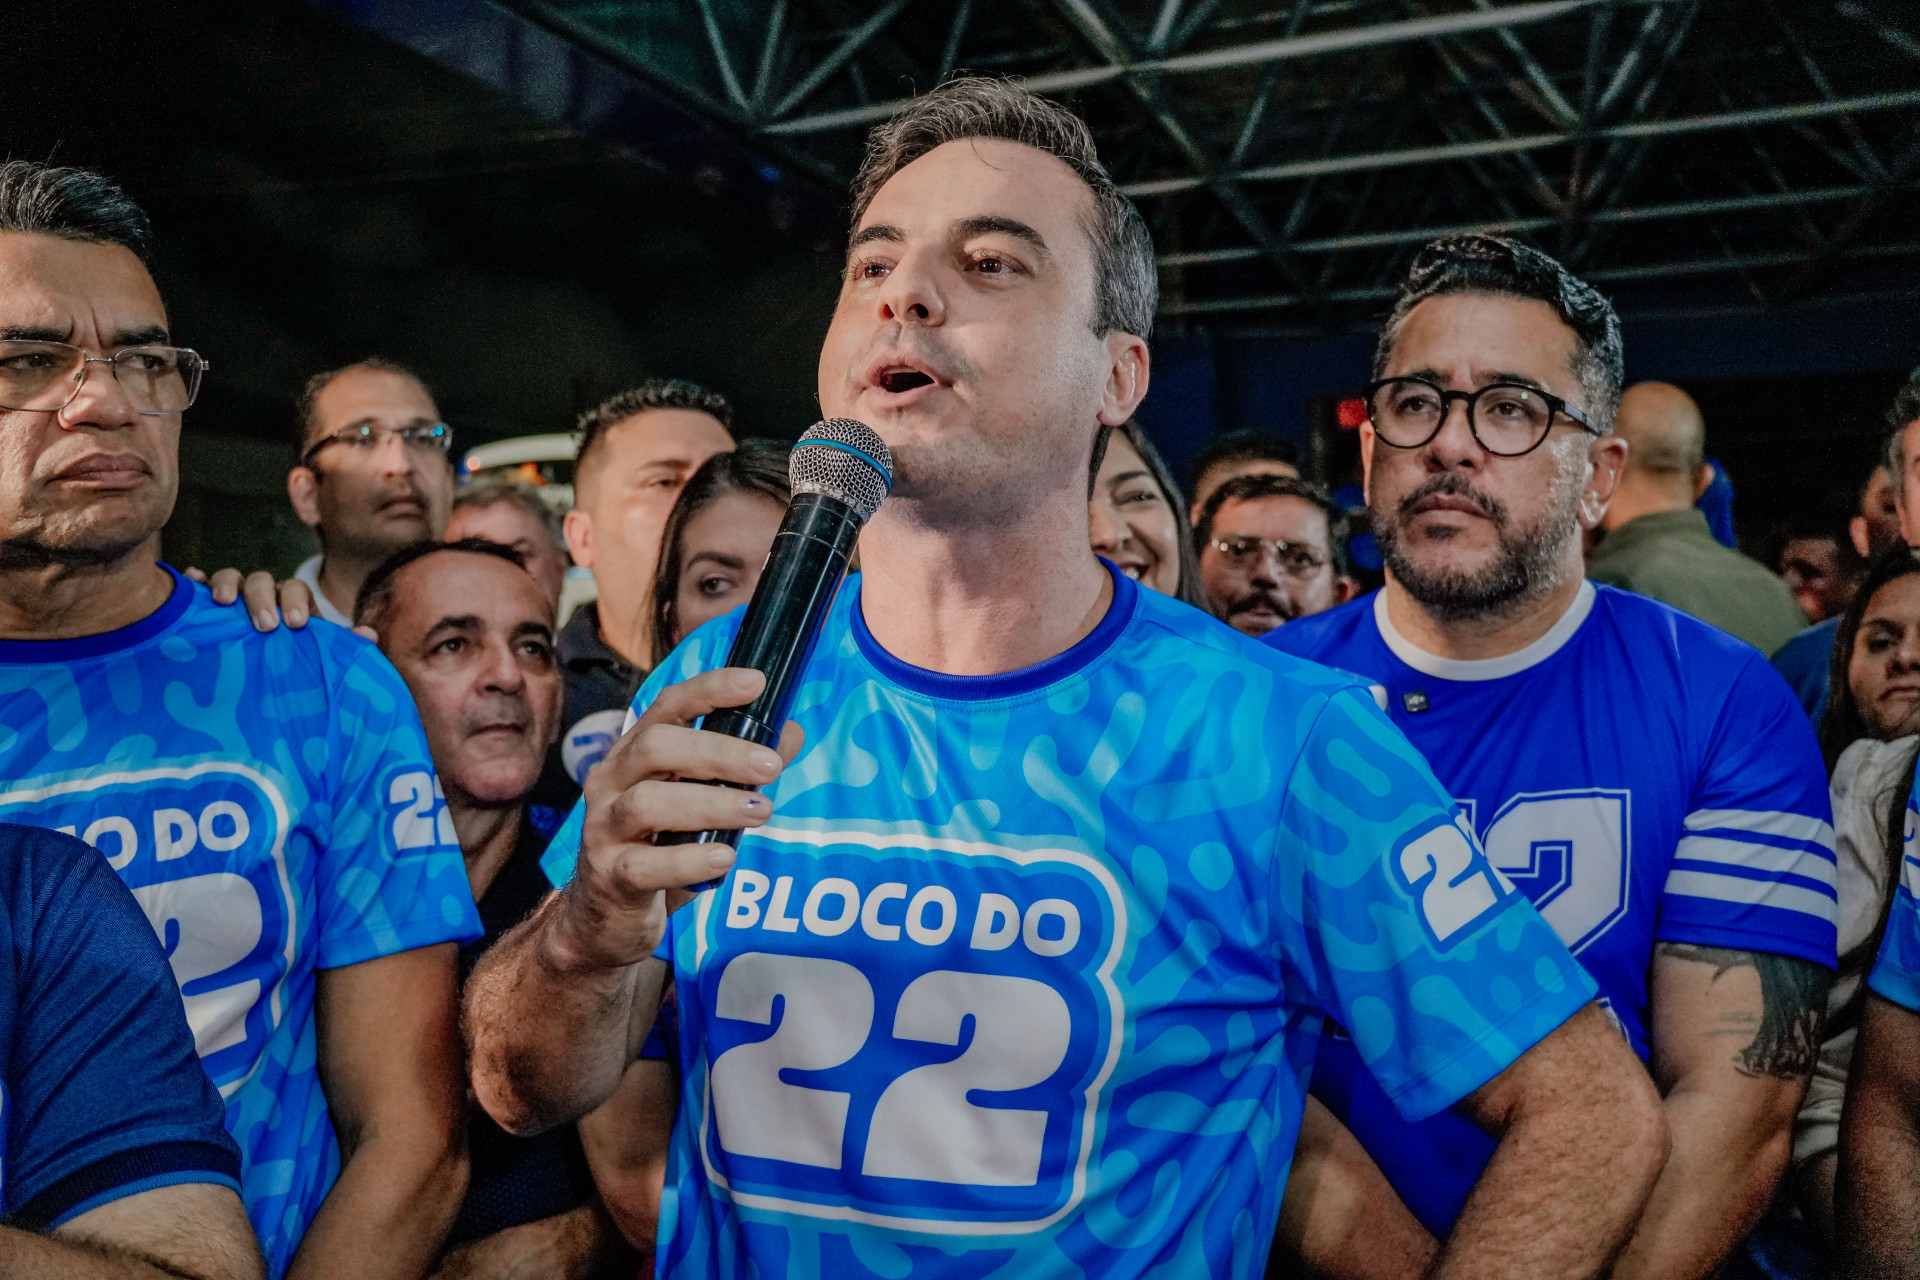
xmin=543 ymin=564 xmax=1598 ymax=1278
xmin=0 ymin=567 xmax=481 ymax=1276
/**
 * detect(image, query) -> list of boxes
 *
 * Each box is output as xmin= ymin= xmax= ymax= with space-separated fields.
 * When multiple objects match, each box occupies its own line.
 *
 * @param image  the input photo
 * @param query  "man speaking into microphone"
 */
xmin=465 ymin=78 xmax=1668 ymax=1278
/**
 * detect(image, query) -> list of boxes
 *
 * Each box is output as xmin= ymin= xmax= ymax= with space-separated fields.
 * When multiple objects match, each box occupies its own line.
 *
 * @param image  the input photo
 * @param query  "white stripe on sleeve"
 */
xmin=1684 ymin=808 xmax=1836 ymax=850
xmin=1673 ymin=835 xmax=1838 ymax=892
xmin=1663 ymin=869 xmax=1838 ymax=924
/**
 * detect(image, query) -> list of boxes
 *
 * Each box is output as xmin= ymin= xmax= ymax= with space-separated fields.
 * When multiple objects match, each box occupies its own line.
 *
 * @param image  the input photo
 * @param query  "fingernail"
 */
xmin=753 ymin=751 xmax=781 ymax=775
xmin=253 ymin=610 xmax=275 ymax=630
xmin=288 ymin=609 xmax=307 ymax=627
xmin=742 ymin=795 xmax=769 ymax=814
xmin=707 ymin=848 xmax=735 ymax=869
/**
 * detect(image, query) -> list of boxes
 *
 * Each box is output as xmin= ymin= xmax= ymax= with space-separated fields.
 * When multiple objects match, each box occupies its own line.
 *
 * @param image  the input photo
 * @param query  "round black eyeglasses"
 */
xmin=1364 ymin=377 xmax=1599 ymax=458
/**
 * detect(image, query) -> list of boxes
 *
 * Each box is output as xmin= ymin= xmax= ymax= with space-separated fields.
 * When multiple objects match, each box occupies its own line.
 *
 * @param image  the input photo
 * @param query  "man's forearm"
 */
xmin=2 ymin=1224 xmax=236 ymax=1280
xmin=1274 ymin=1096 xmax=1436 ymax=1280
xmin=284 ymin=1131 xmax=466 ymax=1280
xmin=1436 ymin=1103 xmax=1665 ymax=1279
xmin=428 ymin=1200 xmax=635 ymax=1280
xmin=1434 ymin=1007 xmax=1669 ymax=1280
xmin=467 ymin=893 xmax=668 ymax=1135
xmin=1607 ymin=1082 xmax=1795 ymax=1279
xmin=1839 ymin=1000 xmax=1920 ymax=1279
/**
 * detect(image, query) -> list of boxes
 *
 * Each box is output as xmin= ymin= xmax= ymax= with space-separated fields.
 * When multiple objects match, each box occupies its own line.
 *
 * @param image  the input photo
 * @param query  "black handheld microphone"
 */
xmin=666 ymin=419 xmax=893 ymax=890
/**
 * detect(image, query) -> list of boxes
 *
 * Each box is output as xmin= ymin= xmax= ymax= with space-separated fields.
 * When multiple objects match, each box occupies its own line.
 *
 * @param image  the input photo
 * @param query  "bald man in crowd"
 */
xmin=1586 ymin=381 xmax=1808 ymax=653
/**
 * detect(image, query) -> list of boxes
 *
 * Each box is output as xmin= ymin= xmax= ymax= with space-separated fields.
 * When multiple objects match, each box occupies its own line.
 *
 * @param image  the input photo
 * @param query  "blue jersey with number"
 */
xmin=1266 ymin=582 xmax=1837 ymax=1232
xmin=541 ymin=564 xmax=1598 ymax=1279
xmin=0 ymin=568 xmax=481 ymax=1276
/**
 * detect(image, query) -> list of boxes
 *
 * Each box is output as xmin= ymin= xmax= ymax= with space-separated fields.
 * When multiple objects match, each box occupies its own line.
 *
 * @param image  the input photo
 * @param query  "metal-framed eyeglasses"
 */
xmin=0 ymin=340 xmax=208 ymax=416
xmin=301 ymin=420 xmax=452 ymax=470
xmin=1207 ymin=536 xmax=1331 ymax=580
xmin=1364 ymin=377 xmax=1599 ymax=458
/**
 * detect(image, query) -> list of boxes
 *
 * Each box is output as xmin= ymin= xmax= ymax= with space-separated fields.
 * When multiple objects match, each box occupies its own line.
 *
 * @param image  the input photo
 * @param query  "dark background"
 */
xmin=7 ymin=0 xmax=1917 ymax=575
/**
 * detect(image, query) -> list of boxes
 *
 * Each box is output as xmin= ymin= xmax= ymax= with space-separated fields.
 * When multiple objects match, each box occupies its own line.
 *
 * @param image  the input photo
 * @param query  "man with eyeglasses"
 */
xmin=1194 ymin=473 xmax=1354 ymax=635
xmin=1265 ymin=235 xmax=1835 ymax=1280
xmin=0 ymin=161 xmax=480 ymax=1280
xmin=1585 ymin=381 xmax=1808 ymax=655
xmin=286 ymin=358 xmax=454 ymax=626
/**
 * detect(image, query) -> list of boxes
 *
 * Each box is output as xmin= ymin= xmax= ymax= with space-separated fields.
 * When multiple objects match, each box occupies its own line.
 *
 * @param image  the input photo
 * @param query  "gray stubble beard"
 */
xmin=1373 ymin=465 xmax=1583 ymax=624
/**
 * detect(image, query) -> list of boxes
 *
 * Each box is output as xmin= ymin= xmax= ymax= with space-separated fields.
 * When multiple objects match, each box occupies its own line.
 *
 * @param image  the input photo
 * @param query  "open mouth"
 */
xmin=879 ymin=368 xmax=935 ymax=394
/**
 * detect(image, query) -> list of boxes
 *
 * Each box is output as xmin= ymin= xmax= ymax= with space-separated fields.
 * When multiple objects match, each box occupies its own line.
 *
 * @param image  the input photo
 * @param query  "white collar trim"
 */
xmin=1373 ymin=579 xmax=1595 ymax=682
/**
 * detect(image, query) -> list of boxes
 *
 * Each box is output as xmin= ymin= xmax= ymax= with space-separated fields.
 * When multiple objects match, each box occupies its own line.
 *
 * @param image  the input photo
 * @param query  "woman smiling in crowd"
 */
xmin=1089 ymin=419 xmax=1206 ymax=609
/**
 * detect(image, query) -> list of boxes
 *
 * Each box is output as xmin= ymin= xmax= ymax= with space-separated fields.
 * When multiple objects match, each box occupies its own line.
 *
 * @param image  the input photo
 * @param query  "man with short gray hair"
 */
xmin=0 ymin=159 xmax=479 ymax=1280
xmin=469 ymin=84 xmax=1667 ymax=1280
xmin=446 ymin=481 xmax=570 ymax=608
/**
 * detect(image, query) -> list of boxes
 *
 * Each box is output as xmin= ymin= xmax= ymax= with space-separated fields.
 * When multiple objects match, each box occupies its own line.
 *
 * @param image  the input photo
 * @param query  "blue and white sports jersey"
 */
xmin=1867 ymin=757 xmax=1920 ymax=1012
xmin=0 ymin=568 xmax=481 ymax=1277
xmin=1267 ymin=581 xmax=1837 ymax=1232
xmin=542 ymin=564 xmax=1598 ymax=1279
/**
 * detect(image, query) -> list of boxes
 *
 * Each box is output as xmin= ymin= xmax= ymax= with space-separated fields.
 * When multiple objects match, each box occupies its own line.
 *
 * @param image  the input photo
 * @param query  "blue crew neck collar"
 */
xmin=851 ymin=559 xmax=1138 ymax=701
xmin=0 ymin=564 xmax=194 ymax=664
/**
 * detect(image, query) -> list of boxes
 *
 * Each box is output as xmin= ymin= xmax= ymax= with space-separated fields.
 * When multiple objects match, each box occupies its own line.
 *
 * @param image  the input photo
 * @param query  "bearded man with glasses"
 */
xmin=286 ymin=358 xmax=455 ymax=626
xmin=1265 ymin=234 xmax=1837 ymax=1280
xmin=0 ymin=161 xmax=480 ymax=1280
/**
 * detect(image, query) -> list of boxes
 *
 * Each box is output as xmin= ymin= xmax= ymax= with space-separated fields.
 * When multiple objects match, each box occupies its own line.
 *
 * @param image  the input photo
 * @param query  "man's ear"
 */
xmin=286 ymin=467 xmax=323 ymax=529
xmin=1333 ymin=576 xmax=1358 ymax=606
xmin=1358 ymin=422 xmax=1376 ymax=507
xmin=1096 ymin=333 xmax=1151 ymax=426
xmin=562 ymin=508 xmax=596 ymax=571
xmin=1851 ymin=515 xmax=1873 ymax=560
xmin=1578 ymin=435 xmax=1629 ymax=530
xmin=1693 ymin=462 xmax=1716 ymax=502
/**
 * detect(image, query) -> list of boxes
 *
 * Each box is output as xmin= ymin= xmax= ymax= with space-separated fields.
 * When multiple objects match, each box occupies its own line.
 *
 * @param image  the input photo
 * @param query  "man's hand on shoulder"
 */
xmin=185 ymin=567 xmax=314 ymax=632
xmin=552 ymin=666 xmax=804 ymax=975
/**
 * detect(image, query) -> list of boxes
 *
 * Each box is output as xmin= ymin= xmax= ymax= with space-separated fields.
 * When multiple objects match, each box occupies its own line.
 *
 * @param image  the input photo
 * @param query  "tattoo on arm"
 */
xmin=1658 ymin=943 xmax=1831 ymax=1079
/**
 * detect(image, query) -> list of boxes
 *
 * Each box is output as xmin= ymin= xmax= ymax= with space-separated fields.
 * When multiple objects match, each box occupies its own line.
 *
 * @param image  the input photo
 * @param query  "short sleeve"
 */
xmin=315 ymin=641 xmax=482 ymax=968
xmin=4 ymin=826 xmax=241 ymax=1229
xmin=1277 ymin=687 xmax=1597 ymax=1123
xmin=1869 ymin=762 xmax=1920 ymax=1011
xmin=1657 ymin=654 xmax=1838 ymax=969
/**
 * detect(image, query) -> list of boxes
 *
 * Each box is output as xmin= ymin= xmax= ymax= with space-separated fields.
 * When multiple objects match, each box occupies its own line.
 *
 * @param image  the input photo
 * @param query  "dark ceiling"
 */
xmin=474 ymin=0 xmax=1920 ymax=332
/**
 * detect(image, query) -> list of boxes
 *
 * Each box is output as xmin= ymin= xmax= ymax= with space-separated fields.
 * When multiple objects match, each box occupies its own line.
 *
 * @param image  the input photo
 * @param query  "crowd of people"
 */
xmin=2 ymin=71 xmax=1920 ymax=1280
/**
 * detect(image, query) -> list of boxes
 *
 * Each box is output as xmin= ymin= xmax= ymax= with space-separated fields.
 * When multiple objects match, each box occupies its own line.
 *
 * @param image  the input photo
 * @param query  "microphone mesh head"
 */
xmin=790 ymin=419 xmax=893 ymax=522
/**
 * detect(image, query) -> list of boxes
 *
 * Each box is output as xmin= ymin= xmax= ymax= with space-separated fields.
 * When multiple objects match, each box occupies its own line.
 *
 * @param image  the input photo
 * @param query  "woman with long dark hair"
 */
xmin=650 ymin=440 xmax=792 ymax=667
xmin=1790 ymin=544 xmax=1920 ymax=1258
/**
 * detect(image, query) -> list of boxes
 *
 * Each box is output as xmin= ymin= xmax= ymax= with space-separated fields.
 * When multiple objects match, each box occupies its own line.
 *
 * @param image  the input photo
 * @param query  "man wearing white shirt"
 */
xmin=286 ymin=358 xmax=455 ymax=623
